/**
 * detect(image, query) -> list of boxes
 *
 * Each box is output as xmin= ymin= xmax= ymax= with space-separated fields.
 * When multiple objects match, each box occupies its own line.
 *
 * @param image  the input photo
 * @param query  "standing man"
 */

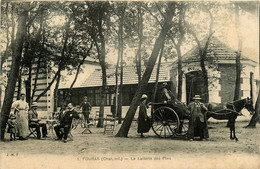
xmin=187 ymin=95 xmax=209 ymax=141
xmin=28 ymin=102 xmax=48 ymax=139
xmin=54 ymin=103 xmax=79 ymax=143
xmin=80 ymin=96 xmax=92 ymax=126
xmin=11 ymin=93 xmax=29 ymax=140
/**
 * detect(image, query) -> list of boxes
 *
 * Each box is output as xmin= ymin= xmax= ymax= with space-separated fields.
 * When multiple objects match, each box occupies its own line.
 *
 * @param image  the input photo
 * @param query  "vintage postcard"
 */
xmin=0 ymin=0 xmax=259 ymax=169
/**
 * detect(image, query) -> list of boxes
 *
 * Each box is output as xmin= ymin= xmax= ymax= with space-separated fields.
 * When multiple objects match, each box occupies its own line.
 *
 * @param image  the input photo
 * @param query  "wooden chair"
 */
xmin=104 ymin=114 xmax=116 ymax=135
xmin=81 ymin=123 xmax=92 ymax=134
xmin=93 ymin=111 xmax=100 ymax=126
xmin=60 ymin=120 xmax=75 ymax=141
xmin=28 ymin=127 xmax=37 ymax=138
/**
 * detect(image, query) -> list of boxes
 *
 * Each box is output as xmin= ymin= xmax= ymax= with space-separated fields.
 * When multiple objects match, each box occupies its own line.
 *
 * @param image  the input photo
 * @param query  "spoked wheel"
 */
xmin=181 ymin=119 xmax=189 ymax=135
xmin=151 ymin=106 xmax=180 ymax=138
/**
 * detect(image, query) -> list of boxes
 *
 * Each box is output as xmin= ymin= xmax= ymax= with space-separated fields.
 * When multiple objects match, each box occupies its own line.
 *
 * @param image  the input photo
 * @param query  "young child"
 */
xmin=7 ymin=114 xmax=17 ymax=141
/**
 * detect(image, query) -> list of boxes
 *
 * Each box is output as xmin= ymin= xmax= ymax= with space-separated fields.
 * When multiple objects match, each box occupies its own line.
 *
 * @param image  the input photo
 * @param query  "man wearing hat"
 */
xmin=80 ymin=96 xmax=92 ymax=126
xmin=28 ymin=102 xmax=48 ymax=139
xmin=187 ymin=95 xmax=209 ymax=141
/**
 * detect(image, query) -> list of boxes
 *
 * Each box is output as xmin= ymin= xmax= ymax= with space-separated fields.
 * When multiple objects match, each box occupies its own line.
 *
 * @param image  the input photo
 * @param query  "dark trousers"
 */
xmin=29 ymin=123 xmax=48 ymax=139
xmin=194 ymin=117 xmax=204 ymax=139
xmin=54 ymin=124 xmax=70 ymax=140
xmin=10 ymin=130 xmax=16 ymax=140
xmin=82 ymin=112 xmax=90 ymax=123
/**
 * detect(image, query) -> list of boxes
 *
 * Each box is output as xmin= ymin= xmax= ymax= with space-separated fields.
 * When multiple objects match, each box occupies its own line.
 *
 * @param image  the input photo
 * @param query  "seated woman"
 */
xmin=161 ymin=82 xmax=190 ymax=134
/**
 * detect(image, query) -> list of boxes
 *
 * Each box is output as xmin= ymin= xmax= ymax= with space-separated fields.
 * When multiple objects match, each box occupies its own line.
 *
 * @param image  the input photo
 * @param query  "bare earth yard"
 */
xmin=0 ymin=121 xmax=260 ymax=169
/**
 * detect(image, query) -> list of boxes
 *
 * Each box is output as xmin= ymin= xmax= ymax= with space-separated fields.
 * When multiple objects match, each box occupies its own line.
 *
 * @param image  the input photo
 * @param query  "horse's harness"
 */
xmin=208 ymin=101 xmax=244 ymax=116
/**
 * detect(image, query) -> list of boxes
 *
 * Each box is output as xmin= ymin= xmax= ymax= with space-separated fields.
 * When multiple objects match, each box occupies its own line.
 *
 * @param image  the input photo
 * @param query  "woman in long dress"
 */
xmin=12 ymin=93 xmax=29 ymax=140
xmin=137 ymin=94 xmax=151 ymax=138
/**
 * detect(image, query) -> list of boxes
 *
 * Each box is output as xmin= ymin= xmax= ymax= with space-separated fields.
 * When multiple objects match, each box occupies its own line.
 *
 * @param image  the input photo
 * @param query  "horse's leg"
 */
xmin=229 ymin=117 xmax=234 ymax=140
xmin=233 ymin=119 xmax=238 ymax=141
xmin=230 ymin=125 xmax=233 ymax=140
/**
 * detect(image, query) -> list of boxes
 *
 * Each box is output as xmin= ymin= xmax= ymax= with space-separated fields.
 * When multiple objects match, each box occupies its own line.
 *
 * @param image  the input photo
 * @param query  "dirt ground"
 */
xmin=1 ymin=121 xmax=260 ymax=169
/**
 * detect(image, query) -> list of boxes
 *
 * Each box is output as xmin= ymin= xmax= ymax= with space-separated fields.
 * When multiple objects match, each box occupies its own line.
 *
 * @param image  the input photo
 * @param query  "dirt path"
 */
xmin=1 ymin=121 xmax=260 ymax=169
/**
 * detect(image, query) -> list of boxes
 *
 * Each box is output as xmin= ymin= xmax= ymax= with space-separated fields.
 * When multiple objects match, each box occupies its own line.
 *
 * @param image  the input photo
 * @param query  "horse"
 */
xmin=205 ymin=97 xmax=254 ymax=141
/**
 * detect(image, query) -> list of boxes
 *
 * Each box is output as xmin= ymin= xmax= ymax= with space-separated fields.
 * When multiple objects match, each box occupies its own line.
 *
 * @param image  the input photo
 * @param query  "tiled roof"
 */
xmin=77 ymin=63 xmax=170 ymax=88
xmin=182 ymin=36 xmax=253 ymax=62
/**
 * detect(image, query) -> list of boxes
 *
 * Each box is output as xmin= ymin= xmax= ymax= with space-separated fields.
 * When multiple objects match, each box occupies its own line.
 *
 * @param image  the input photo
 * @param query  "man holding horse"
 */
xmin=187 ymin=95 xmax=209 ymax=141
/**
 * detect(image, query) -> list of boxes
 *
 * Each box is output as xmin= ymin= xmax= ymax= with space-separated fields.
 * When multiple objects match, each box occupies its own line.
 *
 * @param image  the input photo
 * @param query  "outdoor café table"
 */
xmin=45 ymin=119 xmax=58 ymax=135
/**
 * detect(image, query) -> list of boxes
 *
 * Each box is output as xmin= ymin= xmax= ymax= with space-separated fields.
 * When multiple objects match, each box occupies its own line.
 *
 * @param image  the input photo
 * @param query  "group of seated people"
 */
xmin=8 ymin=93 xmax=80 ymax=142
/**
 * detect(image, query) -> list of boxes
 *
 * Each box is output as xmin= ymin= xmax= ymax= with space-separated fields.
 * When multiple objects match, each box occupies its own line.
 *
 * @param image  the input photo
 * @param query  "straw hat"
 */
xmin=141 ymin=94 xmax=148 ymax=99
xmin=193 ymin=95 xmax=202 ymax=100
xmin=162 ymin=82 xmax=168 ymax=87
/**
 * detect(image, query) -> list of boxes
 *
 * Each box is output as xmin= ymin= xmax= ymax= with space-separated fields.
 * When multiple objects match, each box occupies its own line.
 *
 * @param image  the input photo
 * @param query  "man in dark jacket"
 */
xmin=54 ymin=103 xmax=79 ymax=143
xmin=28 ymin=102 xmax=48 ymax=139
xmin=187 ymin=95 xmax=209 ymax=141
xmin=80 ymin=96 xmax=92 ymax=125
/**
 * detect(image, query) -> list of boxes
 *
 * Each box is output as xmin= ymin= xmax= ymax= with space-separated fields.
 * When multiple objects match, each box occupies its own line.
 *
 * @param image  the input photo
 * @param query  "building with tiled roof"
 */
xmin=57 ymin=36 xmax=257 ymax=119
xmin=171 ymin=36 xmax=257 ymax=105
xmin=58 ymin=63 xmax=171 ymax=106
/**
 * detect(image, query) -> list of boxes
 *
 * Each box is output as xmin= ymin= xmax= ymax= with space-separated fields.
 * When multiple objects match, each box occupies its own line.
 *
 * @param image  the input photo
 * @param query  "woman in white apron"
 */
xmin=12 ymin=93 xmax=29 ymax=140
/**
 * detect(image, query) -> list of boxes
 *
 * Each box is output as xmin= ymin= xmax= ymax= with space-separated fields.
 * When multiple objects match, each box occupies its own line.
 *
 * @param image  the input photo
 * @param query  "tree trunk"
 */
xmin=234 ymin=5 xmax=242 ymax=101
xmin=176 ymin=46 xmax=183 ymax=101
xmin=117 ymin=15 xmax=124 ymax=124
xmin=16 ymin=67 xmax=22 ymax=100
xmin=176 ymin=5 xmax=185 ymax=101
xmin=247 ymin=88 xmax=260 ymax=127
xmin=115 ymin=3 xmax=176 ymax=137
xmin=27 ymin=63 xmax=32 ymax=105
xmin=233 ymin=51 xmax=241 ymax=101
xmin=34 ymin=67 xmax=61 ymax=102
xmin=0 ymin=6 xmax=28 ymax=140
xmin=246 ymin=3 xmax=260 ymax=127
xmin=54 ymin=71 xmax=61 ymax=111
xmin=136 ymin=5 xmax=143 ymax=84
xmin=152 ymin=43 xmax=164 ymax=103
xmin=31 ymin=57 xmax=41 ymax=103
xmin=118 ymin=52 xmax=123 ymax=123
xmin=65 ymin=55 xmax=88 ymax=100
xmin=114 ymin=46 xmax=120 ymax=118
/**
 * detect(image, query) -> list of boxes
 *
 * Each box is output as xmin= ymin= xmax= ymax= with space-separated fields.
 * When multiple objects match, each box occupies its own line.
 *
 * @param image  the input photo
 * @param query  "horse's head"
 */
xmin=245 ymin=97 xmax=254 ymax=115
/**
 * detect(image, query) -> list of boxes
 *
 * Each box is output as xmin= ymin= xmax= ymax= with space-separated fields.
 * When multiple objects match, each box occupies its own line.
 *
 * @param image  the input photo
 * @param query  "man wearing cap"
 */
xmin=28 ymin=102 xmax=48 ymax=139
xmin=187 ymin=95 xmax=209 ymax=141
xmin=137 ymin=94 xmax=151 ymax=138
xmin=80 ymin=96 xmax=92 ymax=126
xmin=11 ymin=93 xmax=29 ymax=140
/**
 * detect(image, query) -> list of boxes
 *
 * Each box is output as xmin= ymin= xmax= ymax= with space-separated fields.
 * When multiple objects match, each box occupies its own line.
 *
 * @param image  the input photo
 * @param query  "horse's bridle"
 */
xmin=244 ymin=98 xmax=254 ymax=115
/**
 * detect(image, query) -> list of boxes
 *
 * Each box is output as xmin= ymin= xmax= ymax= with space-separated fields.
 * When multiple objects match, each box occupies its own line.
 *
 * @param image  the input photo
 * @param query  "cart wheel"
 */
xmin=181 ymin=119 xmax=189 ymax=135
xmin=152 ymin=106 xmax=180 ymax=138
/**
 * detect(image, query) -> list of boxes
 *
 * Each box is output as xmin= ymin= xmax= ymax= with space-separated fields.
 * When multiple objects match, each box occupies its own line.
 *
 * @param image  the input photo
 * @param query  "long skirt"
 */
xmin=16 ymin=110 xmax=29 ymax=138
xmin=137 ymin=117 xmax=151 ymax=133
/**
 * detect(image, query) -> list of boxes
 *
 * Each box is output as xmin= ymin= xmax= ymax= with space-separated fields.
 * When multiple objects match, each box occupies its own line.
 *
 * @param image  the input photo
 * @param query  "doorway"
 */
xmin=185 ymin=71 xmax=207 ymax=104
